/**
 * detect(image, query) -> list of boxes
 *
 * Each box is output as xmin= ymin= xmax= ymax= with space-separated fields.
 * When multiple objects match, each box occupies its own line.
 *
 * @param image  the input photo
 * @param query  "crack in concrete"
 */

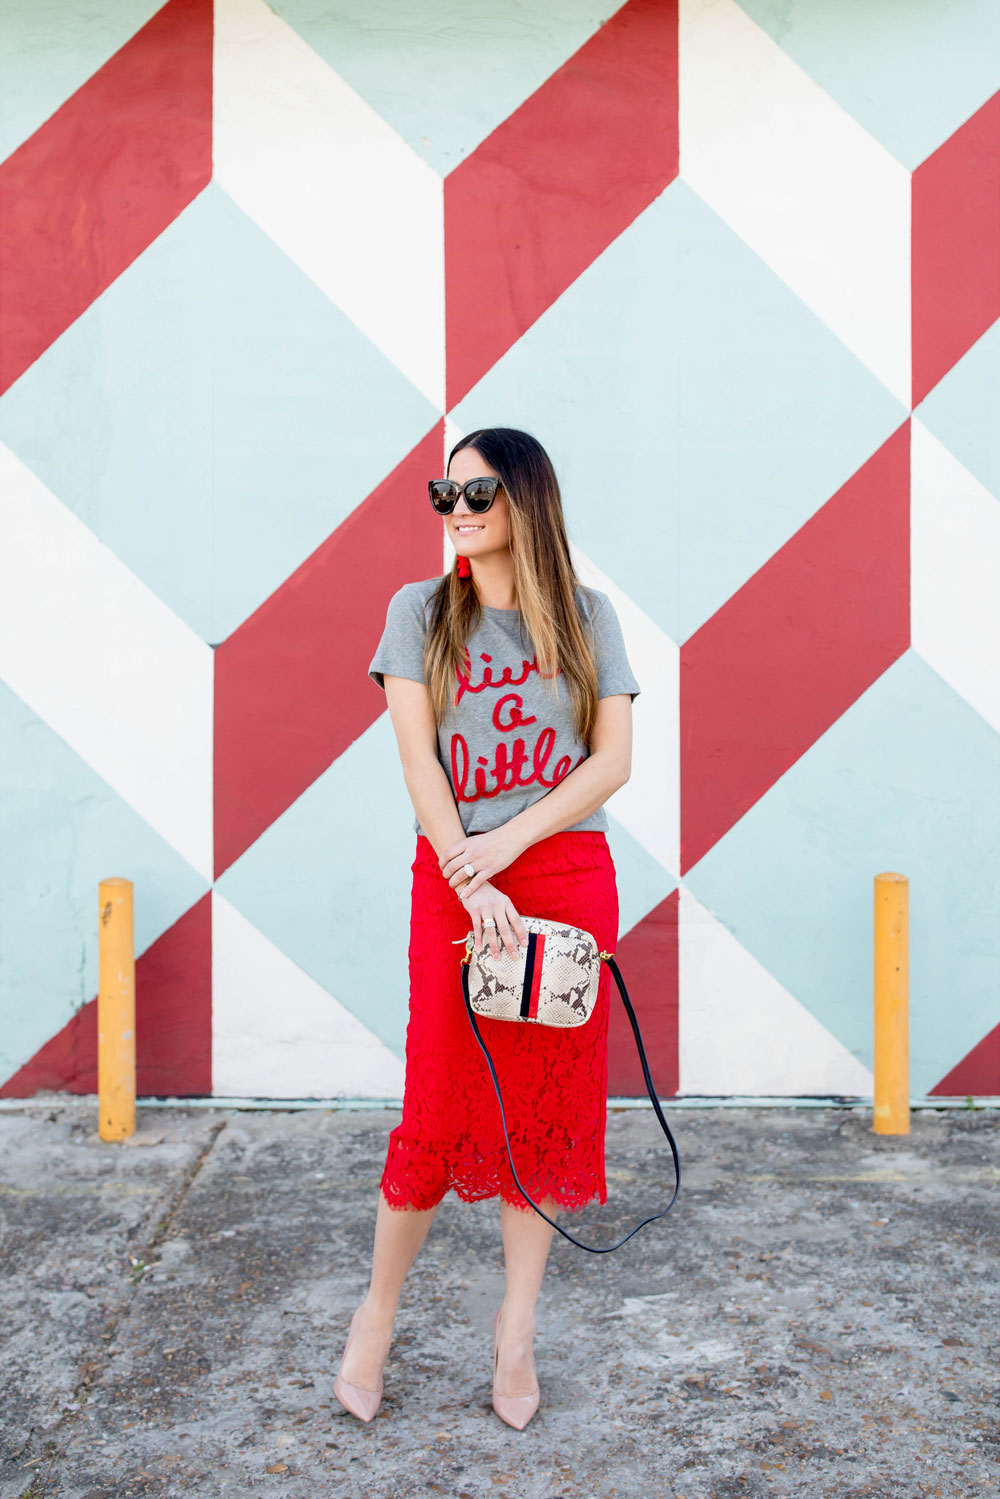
xmin=15 ymin=1119 xmax=228 ymax=1489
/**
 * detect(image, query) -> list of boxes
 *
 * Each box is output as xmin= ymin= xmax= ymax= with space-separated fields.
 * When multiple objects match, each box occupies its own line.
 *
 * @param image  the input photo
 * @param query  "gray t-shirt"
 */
xmin=368 ymin=576 xmax=640 ymax=837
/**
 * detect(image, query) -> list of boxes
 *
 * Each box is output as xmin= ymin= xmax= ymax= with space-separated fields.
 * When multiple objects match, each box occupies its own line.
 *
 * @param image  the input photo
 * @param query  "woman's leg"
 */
xmin=339 ymin=1188 xmax=440 ymax=1387
xmin=494 ymin=1195 xmax=557 ymax=1396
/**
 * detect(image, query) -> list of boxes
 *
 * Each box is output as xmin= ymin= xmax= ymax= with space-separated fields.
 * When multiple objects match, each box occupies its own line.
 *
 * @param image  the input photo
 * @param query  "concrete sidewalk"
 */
xmin=1 ymin=1099 xmax=996 ymax=1499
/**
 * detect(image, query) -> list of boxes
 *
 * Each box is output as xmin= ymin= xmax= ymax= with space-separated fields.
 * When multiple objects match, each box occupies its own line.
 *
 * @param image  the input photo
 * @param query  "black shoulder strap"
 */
xmin=461 ymin=957 xmax=681 ymax=1253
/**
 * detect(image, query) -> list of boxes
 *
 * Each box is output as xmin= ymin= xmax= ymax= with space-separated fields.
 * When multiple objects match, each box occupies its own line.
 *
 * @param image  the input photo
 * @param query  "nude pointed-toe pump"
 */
xmin=491 ymin=1307 xmax=540 ymax=1430
xmin=333 ymin=1305 xmax=386 ymax=1423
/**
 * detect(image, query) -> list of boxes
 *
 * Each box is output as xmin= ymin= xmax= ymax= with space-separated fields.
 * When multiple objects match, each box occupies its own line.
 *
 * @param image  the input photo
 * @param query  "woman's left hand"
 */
xmin=440 ymin=826 xmax=526 ymax=899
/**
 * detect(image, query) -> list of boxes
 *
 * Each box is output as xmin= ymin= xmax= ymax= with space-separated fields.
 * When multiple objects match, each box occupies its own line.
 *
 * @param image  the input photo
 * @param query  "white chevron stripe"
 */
xmin=911 ymin=418 xmax=1000 ymax=733
xmin=679 ymin=0 xmax=910 ymax=406
xmin=678 ymin=886 xmax=874 ymax=1096
xmin=213 ymin=0 xmax=445 ymax=409
xmin=571 ymin=544 xmax=680 ymax=877
xmin=0 ymin=442 xmax=212 ymax=880
xmin=212 ymin=893 xmax=406 ymax=1098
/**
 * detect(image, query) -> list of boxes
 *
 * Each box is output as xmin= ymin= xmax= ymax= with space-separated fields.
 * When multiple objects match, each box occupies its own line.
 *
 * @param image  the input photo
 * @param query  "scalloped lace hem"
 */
xmin=380 ymin=1168 xmax=609 ymax=1215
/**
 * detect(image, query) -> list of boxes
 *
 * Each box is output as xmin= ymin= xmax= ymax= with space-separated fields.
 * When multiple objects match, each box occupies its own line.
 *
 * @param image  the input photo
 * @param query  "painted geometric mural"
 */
xmin=1 ymin=0 xmax=998 ymax=1104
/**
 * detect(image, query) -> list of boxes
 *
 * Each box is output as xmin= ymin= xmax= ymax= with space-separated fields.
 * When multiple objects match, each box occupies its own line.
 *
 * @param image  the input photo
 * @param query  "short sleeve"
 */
xmin=589 ymin=593 xmax=640 ymax=701
xmin=368 ymin=585 xmax=430 ymax=690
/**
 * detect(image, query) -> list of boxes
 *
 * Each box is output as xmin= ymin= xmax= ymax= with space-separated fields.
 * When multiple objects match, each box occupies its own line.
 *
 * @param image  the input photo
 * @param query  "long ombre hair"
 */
xmin=424 ymin=428 xmax=600 ymax=746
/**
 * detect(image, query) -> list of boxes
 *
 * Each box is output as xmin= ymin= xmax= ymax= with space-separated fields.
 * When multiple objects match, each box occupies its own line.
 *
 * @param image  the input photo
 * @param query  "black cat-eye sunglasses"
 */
xmin=428 ymin=476 xmax=501 ymax=515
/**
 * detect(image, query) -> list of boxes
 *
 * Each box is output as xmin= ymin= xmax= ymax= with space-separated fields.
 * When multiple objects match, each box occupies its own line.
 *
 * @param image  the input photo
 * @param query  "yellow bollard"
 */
xmin=873 ymin=871 xmax=909 ymax=1135
xmin=98 ymin=877 xmax=136 ymax=1141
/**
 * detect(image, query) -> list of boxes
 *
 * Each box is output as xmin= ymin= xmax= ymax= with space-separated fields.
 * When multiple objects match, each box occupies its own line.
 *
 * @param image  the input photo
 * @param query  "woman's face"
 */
xmin=445 ymin=448 xmax=511 ymax=563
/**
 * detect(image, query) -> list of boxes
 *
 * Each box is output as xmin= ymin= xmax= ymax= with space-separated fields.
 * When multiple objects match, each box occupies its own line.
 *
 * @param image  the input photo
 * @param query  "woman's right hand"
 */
xmin=460 ymin=880 xmax=529 ymax=962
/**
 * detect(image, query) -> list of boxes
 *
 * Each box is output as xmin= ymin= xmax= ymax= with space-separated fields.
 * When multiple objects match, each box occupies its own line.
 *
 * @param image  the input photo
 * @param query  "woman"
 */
xmin=334 ymin=427 xmax=640 ymax=1429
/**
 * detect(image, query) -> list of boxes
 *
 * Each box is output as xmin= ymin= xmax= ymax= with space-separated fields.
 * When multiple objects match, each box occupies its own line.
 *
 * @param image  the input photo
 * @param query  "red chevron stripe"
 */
xmin=214 ymin=423 xmax=446 ymax=879
xmin=912 ymin=90 xmax=1000 ymax=407
xmin=445 ymin=0 xmax=678 ymax=409
xmin=681 ymin=424 xmax=910 ymax=875
xmin=0 ymin=0 xmax=212 ymax=396
xmin=607 ymin=890 xmax=678 ymax=1098
xmin=929 ymin=1021 xmax=1000 ymax=1097
xmin=0 ymin=895 xmax=211 ymax=1099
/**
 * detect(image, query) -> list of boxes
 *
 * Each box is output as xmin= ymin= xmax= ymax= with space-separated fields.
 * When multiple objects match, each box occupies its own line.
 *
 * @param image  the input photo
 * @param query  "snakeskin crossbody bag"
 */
xmin=455 ymin=916 xmax=681 ymax=1253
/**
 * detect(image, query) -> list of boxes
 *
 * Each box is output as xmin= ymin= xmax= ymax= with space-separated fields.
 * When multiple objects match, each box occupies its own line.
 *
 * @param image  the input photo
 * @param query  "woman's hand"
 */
xmin=440 ymin=827 xmax=526 ymax=900
xmin=459 ymin=881 xmax=529 ymax=962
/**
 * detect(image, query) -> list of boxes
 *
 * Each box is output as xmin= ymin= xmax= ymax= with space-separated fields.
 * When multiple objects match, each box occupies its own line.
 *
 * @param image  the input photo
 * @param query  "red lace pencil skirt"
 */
xmin=380 ymin=830 xmax=620 ymax=1213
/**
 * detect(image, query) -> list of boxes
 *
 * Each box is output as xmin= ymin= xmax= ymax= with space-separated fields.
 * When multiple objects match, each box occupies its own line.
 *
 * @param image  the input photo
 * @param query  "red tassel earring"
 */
xmin=456 ymin=554 xmax=471 ymax=578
